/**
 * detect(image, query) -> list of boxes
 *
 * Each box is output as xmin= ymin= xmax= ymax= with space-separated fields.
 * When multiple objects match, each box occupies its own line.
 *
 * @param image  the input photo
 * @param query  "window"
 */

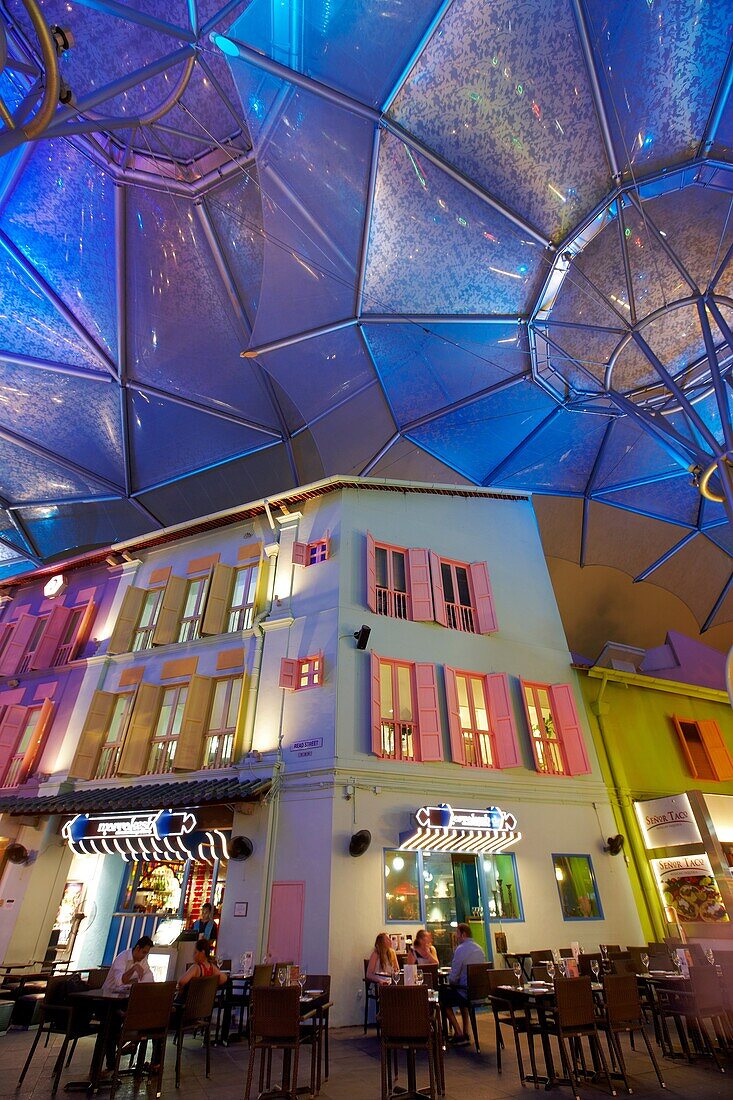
xmin=147 ymin=684 xmax=189 ymax=774
xmin=384 ymin=849 xmax=421 ymax=922
xmin=228 ymin=563 xmax=259 ymax=632
xmin=17 ymin=616 xmax=48 ymax=673
xmin=454 ymin=671 xmax=494 ymax=766
xmin=440 ymin=562 xmax=474 ymax=632
xmin=203 ymin=677 xmax=242 ymax=769
xmin=133 ymin=589 xmax=164 ymax=652
xmin=672 ymin=717 xmax=733 ymax=781
xmin=375 ymin=543 xmax=409 ymax=619
xmin=370 ymin=654 xmax=443 ymax=762
xmin=279 ymin=654 xmax=324 ymax=690
xmin=293 ymin=538 xmax=330 ymax=566
xmin=553 ymin=855 xmax=603 ymax=920
xmin=520 ymin=680 xmax=591 ymax=777
xmin=445 ymin=668 xmax=520 ymax=769
xmin=95 ymin=694 xmax=135 ymax=779
xmin=0 ymin=702 xmax=53 ymax=788
xmin=54 ymin=607 xmax=85 ymax=666
xmin=483 ymin=853 xmax=524 ymax=921
xmin=178 ymin=576 xmax=209 ymax=642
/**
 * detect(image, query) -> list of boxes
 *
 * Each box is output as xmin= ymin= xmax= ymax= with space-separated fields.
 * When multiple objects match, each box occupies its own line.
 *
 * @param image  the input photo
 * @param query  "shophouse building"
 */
xmin=0 ymin=478 xmax=645 ymax=1024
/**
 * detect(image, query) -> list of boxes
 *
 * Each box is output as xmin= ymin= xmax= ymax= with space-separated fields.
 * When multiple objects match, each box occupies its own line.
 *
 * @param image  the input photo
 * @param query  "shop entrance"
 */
xmin=423 ymin=852 xmax=487 ymax=964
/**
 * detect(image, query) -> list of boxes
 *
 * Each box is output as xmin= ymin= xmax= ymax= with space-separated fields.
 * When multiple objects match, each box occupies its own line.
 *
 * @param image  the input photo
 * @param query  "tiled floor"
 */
xmin=3 ymin=1016 xmax=730 ymax=1100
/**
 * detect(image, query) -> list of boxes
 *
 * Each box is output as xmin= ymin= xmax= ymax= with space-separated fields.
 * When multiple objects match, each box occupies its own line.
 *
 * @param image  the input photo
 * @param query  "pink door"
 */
xmin=267 ymin=882 xmax=305 ymax=963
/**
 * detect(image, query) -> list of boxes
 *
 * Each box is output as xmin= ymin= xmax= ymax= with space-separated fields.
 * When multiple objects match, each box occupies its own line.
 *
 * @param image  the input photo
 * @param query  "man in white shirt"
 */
xmin=102 ymin=936 xmax=155 ymax=1070
xmin=438 ymin=923 xmax=486 ymax=1045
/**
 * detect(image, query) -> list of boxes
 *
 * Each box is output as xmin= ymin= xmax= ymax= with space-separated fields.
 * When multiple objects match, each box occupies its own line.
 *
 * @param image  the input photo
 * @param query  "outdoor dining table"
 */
xmin=65 ymin=988 xmax=129 ymax=1093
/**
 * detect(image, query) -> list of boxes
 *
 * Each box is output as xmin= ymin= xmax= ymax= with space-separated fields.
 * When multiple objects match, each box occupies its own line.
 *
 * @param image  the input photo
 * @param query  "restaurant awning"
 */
xmin=399 ymin=804 xmax=521 ymax=855
xmin=62 ymin=809 xmax=231 ymax=863
xmin=0 ymin=776 xmax=269 ymax=816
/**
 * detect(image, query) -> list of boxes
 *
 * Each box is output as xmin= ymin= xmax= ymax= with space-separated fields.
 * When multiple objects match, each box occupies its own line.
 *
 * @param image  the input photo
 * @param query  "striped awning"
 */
xmin=62 ymin=809 xmax=230 ymax=863
xmin=399 ymin=804 xmax=521 ymax=855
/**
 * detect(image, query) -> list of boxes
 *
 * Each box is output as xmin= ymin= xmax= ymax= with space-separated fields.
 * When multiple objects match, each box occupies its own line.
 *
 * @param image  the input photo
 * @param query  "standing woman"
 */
xmin=366 ymin=933 xmax=399 ymax=984
xmin=407 ymin=929 xmax=439 ymax=966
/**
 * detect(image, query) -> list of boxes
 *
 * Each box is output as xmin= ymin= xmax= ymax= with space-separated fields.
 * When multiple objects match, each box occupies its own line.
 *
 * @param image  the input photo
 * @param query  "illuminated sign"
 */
xmin=635 ymin=794 xmax=701 ymax=850
xmin=62 ymin=809 xmax=229 ymax=864
xmin=43 ymin=574 xmax=66 ymax=599
xmin=400 ymin=803 xmax=521 ymax=854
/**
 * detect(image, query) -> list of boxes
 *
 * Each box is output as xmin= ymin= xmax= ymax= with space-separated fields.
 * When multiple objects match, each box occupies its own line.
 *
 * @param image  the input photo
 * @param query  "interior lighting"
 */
xmin=392 ymin=855 xmax=404 ymax=871
xmin=555 ymin=866 xmax=565 ymax=882
xmin=211 ymin=32 xmax=240 ymax=57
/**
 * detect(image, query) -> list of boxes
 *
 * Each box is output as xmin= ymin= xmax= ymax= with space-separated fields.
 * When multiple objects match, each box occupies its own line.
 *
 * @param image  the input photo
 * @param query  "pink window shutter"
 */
xmin=444 ymin=667 xmax=466 ymax=765
xmin=370 ymin=650 xmax=383 ymax=756
xmin=0 ymin=705 xmax=27 ymax=784
xmin=0 ymin=614 xmax=36 ymax=676
xmin=69 ymin=600 xmax=96 ymax=661
xmin=486 ymin=673 xmax=521 ymax=769
xmin=407 ymin=548 xmax=433 ymax=621
xmin=322 ymin=535 xmax=331 ymax=561
xmin=366 ymin=532 xmax=377 ymax=612
xmin=469 ymin=561 xmax=498 ymax=634
xmin=292 ymin=541 xmax=308 ymax=567
xmin=428 ymin=551 xmax=447 ymax=626
xmin=415 ymin=663 xmax=443 ymax=761
xmin=519 ymin=677 xmax=544 ymax=773
xmin=30 ymin=605 xmax=73 ymax=670
xmin=17 ymin=697 xmax=54 ymax=784
xmin=279 ymin=658 xmax=299 ymax=690
xmin=549 ymin=683 xmax=591 ymax=775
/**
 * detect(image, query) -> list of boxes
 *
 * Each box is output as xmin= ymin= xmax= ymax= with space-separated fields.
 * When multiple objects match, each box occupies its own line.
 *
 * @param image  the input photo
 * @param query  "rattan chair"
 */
xmin=550 ymin=978 xmax=615 ymax=1100
xmin=655 ymin=965 xmax=728 ymax=1070
xmin=418 ymin=966 xmax=439 ymax=989
xmin=378 ymin=985 xmax=437 ymax=1100
xmin=170 ymin=975 xmax=219 ymax=1088
xmin=531 ymin=965 xmax=551 ymax=983
xmin=110 ymin=981 xmax=176 ymax=1100
xmin=301 ymin=975 xmax=332 ymax=1092
xmin=464 ymin=963 xmax=493 ymax=1053
xmin=601 ymin=973 xmax=665 ymax=1091
xmin=486 ymin=967 xmax=539 ymax=1083
xmin=18 ymin=975 xmax=100 ymax=1095
xmin=578 ymin=953 xmax=603 ymax=978
xmin=245 ymin=986 xmax=302 ymax=1100
xmin=363 ymin=958 xmax=380 ymax=1034
xmin=530 ymin=949 xmax=553 ymax=966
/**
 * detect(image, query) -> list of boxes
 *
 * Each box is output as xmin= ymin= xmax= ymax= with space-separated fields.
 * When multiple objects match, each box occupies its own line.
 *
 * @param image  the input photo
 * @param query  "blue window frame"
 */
xmin=384 ymin=848 xmax=422 ymax=923
xmin=552 ymin=853 xmax=603 ymax=921
xmin=483 ymin=852 xmax=524 ymax=922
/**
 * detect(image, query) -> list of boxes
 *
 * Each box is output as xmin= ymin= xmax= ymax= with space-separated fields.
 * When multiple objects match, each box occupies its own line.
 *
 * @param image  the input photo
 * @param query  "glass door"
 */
xmin=422 ymin=852 xmax=488 ymax=964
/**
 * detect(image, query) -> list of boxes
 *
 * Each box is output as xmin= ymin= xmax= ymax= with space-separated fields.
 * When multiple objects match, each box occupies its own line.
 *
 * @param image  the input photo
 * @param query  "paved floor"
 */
xmin=2 ymin=1016 xmax=729 ymax=1100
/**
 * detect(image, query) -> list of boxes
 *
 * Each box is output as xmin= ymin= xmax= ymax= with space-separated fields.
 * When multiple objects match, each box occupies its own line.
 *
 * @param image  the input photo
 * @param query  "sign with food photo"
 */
xmin=651 ymin=855 xmax=729 ymax=924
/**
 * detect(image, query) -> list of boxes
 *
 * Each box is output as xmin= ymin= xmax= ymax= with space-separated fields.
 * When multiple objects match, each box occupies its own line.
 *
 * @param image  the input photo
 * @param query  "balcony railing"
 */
xmin=2 ymin=756 xmax=24 ymax=788
xmin=147 ymin=741 xmax=177 ymax=775
xmin=446 ymin=602 xmax=475 ymax=632
xmin=202 ymin=732 xmax=234 ymax=770
xmin=533 ymin=735 xmax=565 ymax=775
xmin=96 ymin=744 xmax=122 ymax=780
xmin=380 ymin=720 xmax=415 ymax=761
xmin=376 ymin=587 xmax=409 ymax=619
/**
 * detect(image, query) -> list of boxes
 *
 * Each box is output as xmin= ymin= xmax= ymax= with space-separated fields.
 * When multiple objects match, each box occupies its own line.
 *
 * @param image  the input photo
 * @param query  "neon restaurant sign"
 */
xmin=399 ymin=804 xmax=521 ymax=854
xmin=62 ymin=810 xmax=229 ymax=863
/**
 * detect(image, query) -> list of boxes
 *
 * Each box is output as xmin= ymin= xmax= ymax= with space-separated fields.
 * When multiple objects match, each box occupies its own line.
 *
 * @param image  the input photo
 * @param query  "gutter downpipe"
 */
xmin=591 ymin=674 xmax=666 ymax=940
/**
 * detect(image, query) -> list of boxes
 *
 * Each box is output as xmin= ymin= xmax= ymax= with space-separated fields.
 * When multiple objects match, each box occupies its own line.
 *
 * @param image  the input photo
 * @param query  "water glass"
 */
xmin=591 ymin=960 xmax=599 ymax=980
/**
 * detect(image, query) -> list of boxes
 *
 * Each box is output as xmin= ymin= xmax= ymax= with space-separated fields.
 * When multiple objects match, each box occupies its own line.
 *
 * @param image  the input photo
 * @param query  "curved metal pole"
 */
xmin=13 ymin=0 xmax=59 ymax=138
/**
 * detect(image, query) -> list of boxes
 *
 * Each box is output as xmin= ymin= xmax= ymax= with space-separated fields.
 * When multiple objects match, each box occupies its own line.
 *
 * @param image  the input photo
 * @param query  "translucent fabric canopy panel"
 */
xmin=1 ymin=0 xmax=733 ymax=633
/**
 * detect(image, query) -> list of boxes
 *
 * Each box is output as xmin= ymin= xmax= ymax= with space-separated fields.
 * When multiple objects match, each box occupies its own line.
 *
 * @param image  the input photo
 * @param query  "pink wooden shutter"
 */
xmin=0 ymin=705 xmax=26 ymax=783
xmin=292 ymin=542 xmax=308 ymax=566
xmin=0 ymin=614 xmax=36 ymax=675
xmin=30 ymin=605 xmax=73 ymax=670
xmin=17 ymin=697 xmax=54 ymax=784
xmin=279 ymin=658 xmax=299 ymax=690
xmin=370 ymin=650 xmax=383 ymax=757
xmin=407 ymin=548 xmax=433 ymax=621
xmin=444 ymin=666 xmax=465 ymax=765
xmin=549 ymin=683 xmax=591 ymax=775
xmin=366 ymin=532 xmax=377 ymax=612
xmin=519 ymin=678 xmax=544 ymax=773
xmin=469 ymin=561 xmax=498 ymax=634
xmin=69 ymin=600 xmax=96 ymax=660
xmin=321 ymin=536 xmax=331 ymax=561
xmin=486 ymin=673 xmax=521 ymax=769
xmin=415 ymin=663 xmax=443 ymax=762
xmin=429 ymin=551 xmax=447 ymax=626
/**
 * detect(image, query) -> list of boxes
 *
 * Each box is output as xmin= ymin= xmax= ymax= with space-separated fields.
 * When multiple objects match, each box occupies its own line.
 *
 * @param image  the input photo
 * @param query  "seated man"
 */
xmin=438 ymin=923 xmax=485 ymax=1045
xmin=102 ymin=935 xmax=155 ymax=1071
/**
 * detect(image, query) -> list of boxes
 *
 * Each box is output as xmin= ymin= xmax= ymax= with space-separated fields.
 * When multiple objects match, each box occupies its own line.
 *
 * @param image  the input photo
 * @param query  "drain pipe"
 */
xmin=591 ymin=676 xmax=665 ymax=940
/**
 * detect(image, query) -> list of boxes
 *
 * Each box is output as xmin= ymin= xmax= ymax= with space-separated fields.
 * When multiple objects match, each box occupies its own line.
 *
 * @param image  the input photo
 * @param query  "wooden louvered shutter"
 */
xmin=68 ymin=690 xmax=118 ymax=780
xmin=429 ymin=552 xmax=447 ymax=626
xmin=444 ymin=666 xmax=466 ymax=765
xmin=469 ymin=561 xmax=498 ymax=634
xmin=486 ymin=673 xmax=521 ymax=769
xmin=549 ymin=683 xmax=591 ymax=776
xmin=17 ymin=697 xmax=54 ymax=784
xmin=292 ymin=542 xmax=308 ymax=566
xmin=407 ymin=548 xmax=433 ymax=621
xmin=519 ymin=678 xmax=544 ymax=773
xmin=107 ymin=587 xmax=146 ymax=655
xmin=68 ymin=600 xmax=96 ymax=661
xmin=698 ymin=720 xmax=733 ymax=781
xmin=279 ymin=659 xmax=299 ymax=690
xmin=175 ymin=676 xmax=212 ymax=771
xmin=0 ymin=614 xmax=36 ymax=675
xmin=30 ymin=605 xmax=73 ymax=670
xmin=151 ymin=575 xmax=187 ymax=646
xmin=366 ymin=533 xmax=377 ymax=613
xmin=0 ymin=705 xmax=27 ymax=783
xmin=117 ymin=684 xmax=161 ymax=776
xmin=415 ymin=663 xmax=443 ymax=761
xmin=201 ymin=564 xmax=234 ymax=636
xmin=370 ymin=650 xmax=383 ymax=757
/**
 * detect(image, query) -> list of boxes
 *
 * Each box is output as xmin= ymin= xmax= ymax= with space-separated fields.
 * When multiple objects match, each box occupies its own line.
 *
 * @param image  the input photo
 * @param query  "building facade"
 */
xmin=0 ymin=478 xmax=645 ymax=1024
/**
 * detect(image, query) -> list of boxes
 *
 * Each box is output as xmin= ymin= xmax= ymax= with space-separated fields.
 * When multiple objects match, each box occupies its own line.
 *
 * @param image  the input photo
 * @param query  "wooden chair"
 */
xmin=549 ymin=978 xmax=615 ymax=1100
xmin=531 ymin=965 xmax=551 ymax=983
xmin=363 ymin=959 xmax=380 ymax=1034
xmin=245 ymin=986 xmax=302 ymax=1100
xmin=18 ymin=975 xmax=99 ymax=1095
xmin=601 ymin=973 xmax=665 ymax=1091
xmin=170 ymin=975 xmax=219 ymax=1088
xmin=530 ymin=949 xmax=553 ymax=965
xmin=110 ymin=981 xmax=176 ymax=1100
xmin=486 ymin=967 xmax=539 ymax=1083
xmin=378 ymin=985 xmax=437 ymax=1100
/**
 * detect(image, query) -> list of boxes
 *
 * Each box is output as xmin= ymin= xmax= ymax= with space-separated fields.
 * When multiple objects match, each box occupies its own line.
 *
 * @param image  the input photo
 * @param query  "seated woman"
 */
xmin=177 ymin=938 xmax=228 ymax=993
xmin=366 ymin=932 xmax=399 ymax=985
xmin=406 ymin=929 xmax=439 ymax=966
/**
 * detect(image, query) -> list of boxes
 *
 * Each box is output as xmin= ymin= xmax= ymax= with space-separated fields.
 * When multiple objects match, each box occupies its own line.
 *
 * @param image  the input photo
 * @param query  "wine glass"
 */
xmin=558 ymin=959 xmax=567 ymax=979
xmin=278 ymin=967 xmax=287 ymax=987
xmin=513 ymin=963 xmax=522 ymax=985
xmin=600 ymin=944 xmax=608 ymax=963
xmin=391 ymin=969 xmax=401 ymax=986
xmin=705 ymin=948 xmax=715 ymax=967
xmin=591 ymin=960 xmax=600 ymax=981
xmin=671 ymin=952 xmax=683 ymax=975
xmin=640 ymin=952 xmax=649 ymax=973
xmin=415 ymin=969 xmax=424 ymax=986
xmin=298 ymin=969 xmax=307 ymax=995
xmin=546 ymin=961 xmax=555 ymax=981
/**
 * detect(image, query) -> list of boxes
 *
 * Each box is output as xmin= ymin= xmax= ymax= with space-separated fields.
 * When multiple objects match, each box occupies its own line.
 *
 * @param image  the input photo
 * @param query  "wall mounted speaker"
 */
xmin=354 ymin=625 xmax=371 ymax=650
xmin=349 ymin=829 xmax=372 ymax=857
xmin=5 ymin=843 xmax=28 ymax=864
xmin=229 ymin=836 xmax=254 ymax=861
xmin=606 ymin=834 xmax=625 ymax=856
